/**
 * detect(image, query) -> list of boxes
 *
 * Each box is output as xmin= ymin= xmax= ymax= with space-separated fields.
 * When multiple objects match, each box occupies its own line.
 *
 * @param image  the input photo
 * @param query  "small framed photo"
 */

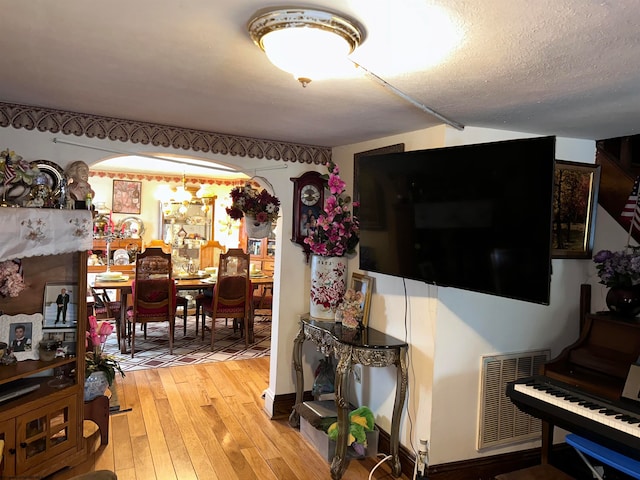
xmin=43 ymin=282 xmax=78 ymax=328
xmin=0 ymin=313 xmax=43 ymax=361
xmin=351 ymin=272 xmax=374 ymax=327
xmin=552 ymin=161 xmax=600 ymax=259
xmin=113 ymin=179 xmax=142 ymax=214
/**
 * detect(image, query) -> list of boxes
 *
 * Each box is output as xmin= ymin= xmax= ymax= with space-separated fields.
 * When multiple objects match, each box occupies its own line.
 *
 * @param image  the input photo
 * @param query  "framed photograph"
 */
xmin=354 ymin=143 xmax=404 ymax=230
xmin=0 ymin=313 xmax=43 ymax=360
xmin=112 ymin=179 xmax=142 ymax=214
xmin=42 ymin=328 xmax=77 ymax=355
xmin=43 ymin=282 xmax=79 ymax=328
xmin=552 ymin=161 xmax=601 ymax=259
xmin=351 ymin=272 xmax=374 ymax=327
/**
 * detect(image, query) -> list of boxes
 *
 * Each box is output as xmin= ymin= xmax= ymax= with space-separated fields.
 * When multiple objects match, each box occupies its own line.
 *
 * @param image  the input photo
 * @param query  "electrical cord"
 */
xmin=369 ymin=454 xmax=393 ymax=480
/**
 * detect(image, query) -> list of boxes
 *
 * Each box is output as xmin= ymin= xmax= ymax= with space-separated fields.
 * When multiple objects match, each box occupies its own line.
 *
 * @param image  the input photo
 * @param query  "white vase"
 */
xmin=310 ymin=255 xmax=347 ymax=321
xmin=84 ymin=371 xmax=109 ymax=402
xmin=244 ymin=214 xmax=272 ymax=238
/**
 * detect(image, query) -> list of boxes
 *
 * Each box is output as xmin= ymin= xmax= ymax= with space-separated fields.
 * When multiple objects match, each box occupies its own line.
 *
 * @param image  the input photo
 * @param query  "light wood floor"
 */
xmin=46 ymin=358 xmax=409 ymax=480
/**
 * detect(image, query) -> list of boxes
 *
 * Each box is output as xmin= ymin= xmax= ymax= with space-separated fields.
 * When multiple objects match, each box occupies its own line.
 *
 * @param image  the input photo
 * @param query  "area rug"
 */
xmin=102 ymin=315 xmax=271 ymax=372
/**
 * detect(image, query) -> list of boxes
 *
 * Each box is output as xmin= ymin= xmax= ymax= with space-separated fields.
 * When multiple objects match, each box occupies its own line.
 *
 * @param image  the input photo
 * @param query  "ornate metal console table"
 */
xmin=289 ymin=314 xmax=408 ymax=480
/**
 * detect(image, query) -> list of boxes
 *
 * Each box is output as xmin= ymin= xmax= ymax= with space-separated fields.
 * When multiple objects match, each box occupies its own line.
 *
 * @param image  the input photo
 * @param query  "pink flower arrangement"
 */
xmin=85 ymin=315 xmax=124 ymax=385
xmin=304 ymin=161 xmax=359 ymax=257
xmin=226 ymin=183 xmax=280 ymax=223
xmin=0 ymin=260 xmax=26 ymax=297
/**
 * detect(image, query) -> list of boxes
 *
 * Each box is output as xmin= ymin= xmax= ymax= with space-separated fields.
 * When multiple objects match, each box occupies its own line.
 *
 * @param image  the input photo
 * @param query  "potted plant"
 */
xmin=85 ymin=315 xmax=124 ymax=400
xmin=593 ymin=247 xmax=640 ymax=316
xmin=226 ymin=183 xmax=280 ymax=238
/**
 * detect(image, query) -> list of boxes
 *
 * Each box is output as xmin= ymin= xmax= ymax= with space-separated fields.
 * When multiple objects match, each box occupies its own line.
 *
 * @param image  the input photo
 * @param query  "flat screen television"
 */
xmin=355 ymin=136 xmax=556 ymax=305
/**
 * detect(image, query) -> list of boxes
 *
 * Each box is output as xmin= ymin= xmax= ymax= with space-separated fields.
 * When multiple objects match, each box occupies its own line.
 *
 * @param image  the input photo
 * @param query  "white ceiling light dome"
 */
xmin=248 ymin=8 xmax=365 ymax=86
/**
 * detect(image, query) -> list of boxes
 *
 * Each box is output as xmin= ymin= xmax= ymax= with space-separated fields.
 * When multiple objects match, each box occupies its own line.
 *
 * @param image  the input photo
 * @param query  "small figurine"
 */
xmin=65 ymin=161 xmax=95 ymax=202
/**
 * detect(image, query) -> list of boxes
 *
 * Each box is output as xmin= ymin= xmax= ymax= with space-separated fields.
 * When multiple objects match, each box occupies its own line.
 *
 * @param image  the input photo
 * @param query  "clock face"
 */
xmin=300 ymin=185 xmax=321 ymax=206
xmin=291 ymin=171 xmax=326 ymax=258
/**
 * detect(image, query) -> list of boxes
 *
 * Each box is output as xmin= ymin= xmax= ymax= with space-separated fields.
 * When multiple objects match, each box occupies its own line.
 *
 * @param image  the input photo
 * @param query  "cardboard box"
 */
xmin=300 ymin=416 xmax=379 ymax=462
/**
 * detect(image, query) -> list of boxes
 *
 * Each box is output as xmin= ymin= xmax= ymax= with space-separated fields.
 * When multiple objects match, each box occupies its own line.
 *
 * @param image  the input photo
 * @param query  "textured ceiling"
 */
xmin=2 ymin=0 xmax=640 ymax=148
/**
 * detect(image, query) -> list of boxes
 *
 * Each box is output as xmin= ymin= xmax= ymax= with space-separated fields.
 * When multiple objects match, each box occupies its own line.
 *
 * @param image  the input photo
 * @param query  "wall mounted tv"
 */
xmin=355 ymin=136 xmax=556 ymax=305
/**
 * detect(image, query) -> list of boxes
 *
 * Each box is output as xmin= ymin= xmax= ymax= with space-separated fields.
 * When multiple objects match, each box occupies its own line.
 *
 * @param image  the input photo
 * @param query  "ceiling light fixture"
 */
xmin=247 ymin=7 xmax=464 ymax=130
xmin=248 ymin=8 xmax=364 ymax=87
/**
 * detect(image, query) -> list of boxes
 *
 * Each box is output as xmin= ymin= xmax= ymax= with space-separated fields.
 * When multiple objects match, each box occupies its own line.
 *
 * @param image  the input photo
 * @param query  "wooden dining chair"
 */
xmin=144 ymin=239 xmax=189 ymax=335
xmin=127 ymin=247 xmax=177 ymax=357
xmin=199 ymin=239 xmax=226 ymax=269
xmin=199 ymin=248 xmax=254 ymax=349
xmin=90 ymin=286 xmax=124 ymax=351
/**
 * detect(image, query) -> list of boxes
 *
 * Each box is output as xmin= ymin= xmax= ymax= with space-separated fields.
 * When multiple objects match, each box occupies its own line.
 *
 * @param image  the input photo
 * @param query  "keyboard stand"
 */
xmin=565 ymin=434 xmax=640 ymax=480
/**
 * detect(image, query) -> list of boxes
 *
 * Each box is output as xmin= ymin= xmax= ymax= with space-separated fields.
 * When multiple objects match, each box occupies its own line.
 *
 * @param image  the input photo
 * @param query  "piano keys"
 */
xmin=507 ymin=375 xmax=640 ymax=462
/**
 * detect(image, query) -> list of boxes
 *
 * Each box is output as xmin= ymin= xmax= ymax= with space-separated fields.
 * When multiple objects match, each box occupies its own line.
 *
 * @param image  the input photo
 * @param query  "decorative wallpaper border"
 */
xmin=0 ymin=102 xmax=331 ymax=165
xmin=90 ymin=170 xmax=246 ymax=186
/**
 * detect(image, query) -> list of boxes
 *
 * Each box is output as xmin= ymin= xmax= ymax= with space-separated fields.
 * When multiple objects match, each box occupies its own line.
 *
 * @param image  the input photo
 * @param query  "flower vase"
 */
xmin=606 ymin=286 xmax=640 ymax=318
xmin=84 ymin=371 xmax=109 ymax=401
xmin=244 ymin=214 xmax=271 ymax=239
xmin=310 ymin=255 xmax=347 ymax=321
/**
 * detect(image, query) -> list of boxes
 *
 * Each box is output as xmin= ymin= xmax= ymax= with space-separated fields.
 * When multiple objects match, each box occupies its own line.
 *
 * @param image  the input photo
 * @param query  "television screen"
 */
xmin=355 ymin=136 xmax=556 ymax=305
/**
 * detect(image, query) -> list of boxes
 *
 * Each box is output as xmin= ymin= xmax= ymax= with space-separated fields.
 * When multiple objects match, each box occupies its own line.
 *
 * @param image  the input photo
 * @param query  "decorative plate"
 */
xmin=118 ymin=217 xmax=145 ymax=238
xmin=32 ymin=160 xmax=65 ymax=198
xmin=186 ymin=215 xmax=206 ymax=226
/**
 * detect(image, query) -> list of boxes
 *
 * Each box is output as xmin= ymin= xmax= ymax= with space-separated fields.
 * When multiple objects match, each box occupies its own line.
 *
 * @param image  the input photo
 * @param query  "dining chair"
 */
xmin=193 ymin=240 xmax=227 ymax=334
xmin=90 ymin=286 xmax=124 ymax=351
xmin=199 ymin=248 xmax=254 ymax=349
xmin=199 ymin=239 xmax=226 ymax=269
xmin=127 ymin=247 xmax=177 ymax=357
xmin=144 ymin=239 xmax=189 ymax=335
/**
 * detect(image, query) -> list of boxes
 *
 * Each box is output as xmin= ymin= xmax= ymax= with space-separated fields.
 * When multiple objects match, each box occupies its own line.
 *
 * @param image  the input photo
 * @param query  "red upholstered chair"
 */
xmin=199 ymin=248 xmax=254 ymax=349
xmin=127 ymin=248 xmax=177 ymax=357
xmin=145 ymin=240 xmax=188 ymax=335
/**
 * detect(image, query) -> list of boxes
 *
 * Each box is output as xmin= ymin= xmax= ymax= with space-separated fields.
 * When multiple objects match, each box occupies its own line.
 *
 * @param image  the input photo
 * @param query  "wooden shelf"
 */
xmin=0 ymin=357 xmax=76 ymax=386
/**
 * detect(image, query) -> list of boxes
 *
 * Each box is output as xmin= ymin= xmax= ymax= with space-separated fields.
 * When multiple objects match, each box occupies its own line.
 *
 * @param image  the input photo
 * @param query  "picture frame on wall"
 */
xmin=552 ymin=160 xmax=601 ymax=259
xmin=0 ymin=313 xmax=43 ymax=361
xmin=112 ymin=179 xmax=142 ymax=214
xmin=351 ymin=272 xmax=374 ymax=327
xmin=42 ymin=282 xmax=79 ymax=328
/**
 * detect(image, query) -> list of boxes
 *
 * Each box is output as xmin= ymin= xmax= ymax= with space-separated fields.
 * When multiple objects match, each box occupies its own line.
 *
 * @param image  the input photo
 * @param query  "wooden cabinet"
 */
xmin=242 ymin=221 xmax=276 ymax=275
xmin=90 ymin=237 xmax=142 ymax=271
xmin=0 ymin=209 xmax=91 ymax=478
xmin=160 ymin=200 xmax=215 ymax=272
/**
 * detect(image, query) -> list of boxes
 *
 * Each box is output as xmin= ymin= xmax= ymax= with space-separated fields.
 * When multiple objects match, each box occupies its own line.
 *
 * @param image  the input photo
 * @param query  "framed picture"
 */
xmin=552 ymin=161 xmax=601 ymax=259
xmin=354 ymin=143 xmax=404 ymax=230
xmin=42 ymin=282 xmax=79 ymax=328
xmin=351 ymin=272 xmax=374 ymax=327
xmin=42 ymin=328 xmax=77 ymax=355
xmin=112 ymin=179 xmax=142 ymax=214
xmin=0 ymin=313 xmax=43 ymax=360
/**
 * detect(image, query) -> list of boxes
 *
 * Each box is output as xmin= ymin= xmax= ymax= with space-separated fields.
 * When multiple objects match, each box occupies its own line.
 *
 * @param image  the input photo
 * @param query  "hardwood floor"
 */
xmin=47 ymin=358 xmax=409 ymax=480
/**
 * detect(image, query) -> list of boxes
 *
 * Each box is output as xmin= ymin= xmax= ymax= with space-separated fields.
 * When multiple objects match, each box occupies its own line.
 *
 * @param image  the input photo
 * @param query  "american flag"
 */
xmin=620 ymin=176 xmax=640 ymax=232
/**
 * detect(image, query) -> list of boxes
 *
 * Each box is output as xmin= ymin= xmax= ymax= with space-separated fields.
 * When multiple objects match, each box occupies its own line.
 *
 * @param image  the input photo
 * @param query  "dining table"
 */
xmin=93 ymin=273 xmax=274 ymax=353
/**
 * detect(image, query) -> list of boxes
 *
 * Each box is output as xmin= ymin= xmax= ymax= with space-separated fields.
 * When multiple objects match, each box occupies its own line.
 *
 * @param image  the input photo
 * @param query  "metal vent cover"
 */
xmin=478 ymin=350 xmax=549 ymax=450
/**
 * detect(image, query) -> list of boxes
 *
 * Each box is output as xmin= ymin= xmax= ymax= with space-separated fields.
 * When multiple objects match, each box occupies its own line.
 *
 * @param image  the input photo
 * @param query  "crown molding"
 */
xmin=0 ymin=101 xmax=331 ymax=165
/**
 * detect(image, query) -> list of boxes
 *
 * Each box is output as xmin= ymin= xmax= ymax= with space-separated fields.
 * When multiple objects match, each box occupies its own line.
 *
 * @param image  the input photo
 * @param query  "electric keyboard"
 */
xmin=506 ymin=375 xmax=640 ymax=462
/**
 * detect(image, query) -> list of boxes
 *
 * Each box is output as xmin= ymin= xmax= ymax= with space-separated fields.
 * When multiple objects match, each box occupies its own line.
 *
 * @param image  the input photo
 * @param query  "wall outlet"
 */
xmin=353 ymin=365 xmax=362 ymax=384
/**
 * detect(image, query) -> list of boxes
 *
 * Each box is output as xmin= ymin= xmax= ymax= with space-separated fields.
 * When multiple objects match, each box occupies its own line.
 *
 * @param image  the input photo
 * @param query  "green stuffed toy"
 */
xmin=326 ymin=406 xmax=375 ymax=456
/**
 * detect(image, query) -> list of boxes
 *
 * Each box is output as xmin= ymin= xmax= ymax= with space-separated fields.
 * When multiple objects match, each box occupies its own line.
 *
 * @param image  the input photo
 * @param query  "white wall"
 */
xmin=3 ymin=123 xmax=611 ymax=467
xmin=332 ymin=126 xmax=597 ymax=465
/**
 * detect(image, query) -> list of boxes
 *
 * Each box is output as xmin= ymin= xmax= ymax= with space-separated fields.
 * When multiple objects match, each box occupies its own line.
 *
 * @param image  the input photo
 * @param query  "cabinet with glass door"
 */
xmin=243 ymin=221 xmax=276 ymax=276
xmin=159 ymin=199 xmax=215 ymax=275
xmin=0 ymin=209 xmax=90 ymax=478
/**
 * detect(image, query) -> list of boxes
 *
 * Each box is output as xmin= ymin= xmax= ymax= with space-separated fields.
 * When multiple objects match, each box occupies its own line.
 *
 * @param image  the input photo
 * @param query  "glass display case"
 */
xmin=159 ymin=200 xmax=215 ymax=274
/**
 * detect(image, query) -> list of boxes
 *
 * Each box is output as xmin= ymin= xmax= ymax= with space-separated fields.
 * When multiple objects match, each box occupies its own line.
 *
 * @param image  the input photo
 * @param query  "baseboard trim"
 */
xmin=272 ymin=392 xmax=577 ymax=480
